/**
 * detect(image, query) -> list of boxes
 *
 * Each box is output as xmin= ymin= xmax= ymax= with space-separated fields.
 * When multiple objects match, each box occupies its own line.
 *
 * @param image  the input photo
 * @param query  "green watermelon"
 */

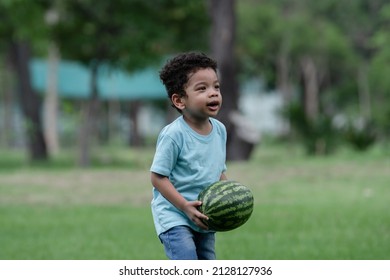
xmin=198 ymin=180 xmax=254 ymax=232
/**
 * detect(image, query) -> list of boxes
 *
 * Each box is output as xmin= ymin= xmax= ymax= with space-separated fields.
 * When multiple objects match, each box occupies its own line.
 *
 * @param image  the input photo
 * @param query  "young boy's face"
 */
xmin=180 ymin=67 xmax=222 ymax=120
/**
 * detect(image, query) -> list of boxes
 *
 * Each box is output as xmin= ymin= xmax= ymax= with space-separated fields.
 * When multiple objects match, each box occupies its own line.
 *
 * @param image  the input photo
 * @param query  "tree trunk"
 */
xmin=107 ymin=99 xmax=120 ymax=144
xmin=78 ymin=63 xmax=100 ymax=167
xmin=357 ymin=60 xmax=371 ymax=120
xmin=0 ymin=58 xmax=15 ymax=148
xmin=276 ymin=33 xmax=292 ymax=105
xmin=300 ymin=56 xmax=319 ymax=122
xmin=276 ymin=35 xmax=293 ymax=136
xmin=44 ymin=42 xmax=60 ymax=155
xmin=210 ymin=0 xmax=238 ymax=122
xmin=129 ymin=100 xmax=144 ymax=146
xmin=210 ymin=0 xmax=256 ymax=161
xmin=9 ymin=41 xmax=48 ymax=161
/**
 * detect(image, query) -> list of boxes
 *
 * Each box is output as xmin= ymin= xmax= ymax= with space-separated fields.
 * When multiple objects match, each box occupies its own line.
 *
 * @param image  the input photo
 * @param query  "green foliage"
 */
xmin=237 ymin=1 xmax=284 ymax=87
xmin=0 ymin=0 xmax=50 ymax=54
xmin=283 ymin=103 xmax=340 ymax=155
xmin=370 ymin=3 xmax=390 ymax=105
xmin=237 ymin=0 xmax=390 ymax=149
xmin=50 ymin=0 xmax=209 ymax=71
xmin=237 ymin=0 xmax=357 ymax=91
xmin=284 ymin=101 xmax=378 ymax=154
xmin=341 ymin=118 xmax=377 ymax=151
xmin=157 ymin=0 xmax=210 ymax=52
xmin=0 ymin=0 xmax=209 ymax=69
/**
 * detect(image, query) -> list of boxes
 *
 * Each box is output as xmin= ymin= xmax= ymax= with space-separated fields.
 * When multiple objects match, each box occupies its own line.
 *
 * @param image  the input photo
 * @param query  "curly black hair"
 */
xmin=159 ymin=52 xmax=218 ymax=112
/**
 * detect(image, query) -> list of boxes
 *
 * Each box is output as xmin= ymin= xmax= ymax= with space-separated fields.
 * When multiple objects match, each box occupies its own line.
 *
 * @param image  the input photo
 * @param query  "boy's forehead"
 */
xmin=185 ymin=68 xmax=219 ymax=88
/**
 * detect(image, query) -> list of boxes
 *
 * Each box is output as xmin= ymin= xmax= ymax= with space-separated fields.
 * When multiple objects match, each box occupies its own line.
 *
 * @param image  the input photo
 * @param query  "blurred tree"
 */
xmin=48 ymin=0 xmax=209 ymax=166
xmin=0 ymin=0 xmax=49 ymax=161
xmin=308 ymin=0 xmax=388 ymax=120
xmin=43 ymin=2 xmax=61 ymax=156
xmin=236 ymin=0 xmax=390 ymax=153
xmin=296 ymin=0 xmax=388 ymax=149
xmin=238 ymin=0 xmax=354 ymax=118
xmin=210 ymin=0 xmax=259 ymax=161
xmin=0 ymin=57 xmax=14 ymax=147
xmin=237 ymin=1 xmax=292 ymax=101
xmin=369 ymin=3 xmax=390 ymax=140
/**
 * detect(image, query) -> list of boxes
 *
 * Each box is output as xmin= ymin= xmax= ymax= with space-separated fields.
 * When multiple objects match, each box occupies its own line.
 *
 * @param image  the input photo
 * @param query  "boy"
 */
xmin=150 ymin=52 xmax=227 ymax=260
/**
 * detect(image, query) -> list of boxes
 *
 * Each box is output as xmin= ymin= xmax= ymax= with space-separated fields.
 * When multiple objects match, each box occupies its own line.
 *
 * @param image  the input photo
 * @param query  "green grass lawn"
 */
xmin=0 ymin=143 xmax=389 ymax=260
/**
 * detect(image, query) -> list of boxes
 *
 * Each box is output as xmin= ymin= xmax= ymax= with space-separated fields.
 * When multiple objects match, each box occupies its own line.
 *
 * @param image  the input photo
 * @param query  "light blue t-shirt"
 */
xmin=150 ymin=116 xmax=227 ymax=236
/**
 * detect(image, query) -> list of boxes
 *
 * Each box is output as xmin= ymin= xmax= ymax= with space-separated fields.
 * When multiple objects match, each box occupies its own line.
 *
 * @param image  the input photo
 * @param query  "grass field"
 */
xmin=0 ymin=143 xmax=389 ymax=260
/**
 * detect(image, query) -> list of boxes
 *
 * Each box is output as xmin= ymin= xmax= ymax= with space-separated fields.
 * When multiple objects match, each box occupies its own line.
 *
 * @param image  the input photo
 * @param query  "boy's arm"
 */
xmin=151 ymin=172 xmax=209 ymax=230
xmin=220 ymin=173 xmax=227 ymax=181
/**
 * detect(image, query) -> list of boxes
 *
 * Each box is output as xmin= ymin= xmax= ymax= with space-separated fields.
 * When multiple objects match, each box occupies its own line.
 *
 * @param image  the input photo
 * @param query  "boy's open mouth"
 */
xmin=207 ymin=101 xmax=220 ymax=111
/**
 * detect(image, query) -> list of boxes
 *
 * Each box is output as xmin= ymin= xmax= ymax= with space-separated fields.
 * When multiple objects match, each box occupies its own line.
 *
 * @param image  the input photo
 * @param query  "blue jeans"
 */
xmin=159 ymin=226 xmax=216 ymax=260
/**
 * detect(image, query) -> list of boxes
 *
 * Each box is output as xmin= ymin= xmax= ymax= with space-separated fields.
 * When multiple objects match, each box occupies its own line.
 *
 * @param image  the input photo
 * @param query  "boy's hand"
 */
xmin=182 ymin=201 xmax=209 ymax=230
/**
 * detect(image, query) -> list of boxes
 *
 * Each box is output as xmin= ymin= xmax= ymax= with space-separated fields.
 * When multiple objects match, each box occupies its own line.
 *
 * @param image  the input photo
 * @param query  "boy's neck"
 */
xmin=183 ymin=116 xmax=212 ymax=135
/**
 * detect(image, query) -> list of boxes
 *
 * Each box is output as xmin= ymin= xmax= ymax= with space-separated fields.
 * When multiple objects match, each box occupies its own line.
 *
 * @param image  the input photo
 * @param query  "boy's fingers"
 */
xmin=197 ymin=219 xmax=209 ymax=230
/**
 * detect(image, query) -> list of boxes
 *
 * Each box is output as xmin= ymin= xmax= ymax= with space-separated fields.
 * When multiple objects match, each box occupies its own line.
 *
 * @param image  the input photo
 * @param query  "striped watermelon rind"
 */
xmin=198 ymin=180 xmax=254 ymax=232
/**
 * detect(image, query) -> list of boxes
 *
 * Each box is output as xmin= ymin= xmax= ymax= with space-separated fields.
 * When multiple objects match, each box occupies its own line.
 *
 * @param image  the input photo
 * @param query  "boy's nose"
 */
xmin=209 ymin=88 xmax=219 ymax=97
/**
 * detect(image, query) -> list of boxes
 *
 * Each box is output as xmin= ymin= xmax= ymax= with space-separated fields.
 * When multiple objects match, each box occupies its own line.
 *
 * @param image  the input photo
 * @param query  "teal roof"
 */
xmin=30 ymin=59 xmax=167 ymax=100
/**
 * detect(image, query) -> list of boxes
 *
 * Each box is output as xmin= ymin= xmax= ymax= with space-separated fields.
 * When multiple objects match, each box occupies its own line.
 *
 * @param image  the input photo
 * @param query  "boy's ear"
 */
xmin=171 ymin=93 xmax=185 ymax=110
